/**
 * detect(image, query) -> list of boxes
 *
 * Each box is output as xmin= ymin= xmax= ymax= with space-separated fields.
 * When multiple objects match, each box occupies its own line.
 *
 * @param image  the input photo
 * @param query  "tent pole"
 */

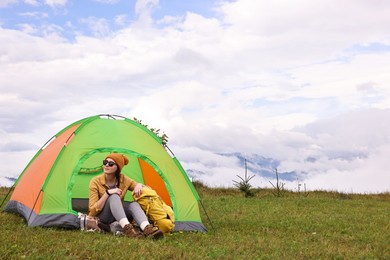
xmin=27 ymin=190 xmax=43 ymax=224
xmin=164 ymin=145 xmax=175 ymax=157
xmin=0 ymin=184 xmax=16 ymax=209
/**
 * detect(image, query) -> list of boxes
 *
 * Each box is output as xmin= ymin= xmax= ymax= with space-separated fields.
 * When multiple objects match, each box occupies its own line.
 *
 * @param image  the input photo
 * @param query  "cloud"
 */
xmin=134 ymin=0 xmax=159 ymax=27
xmin=114 ymin=15 xmax=128 ymax=26
xmin=215 ymin=1 xmax=390 ymax=76
xmin=8 ymin=0 xmax=69 ymax=7
xmin=164 ymin=108 xmax=390 ymax=193
xmin=0 ymin=141 xmax=38 ymax=152
xmin=1 ymin=0 xmax=390 ymax=193
xmin=304 ymin=144 xmax=390 ymax=193
xmin=24 ymin=0 xmax=39 ymax=5
xmin=276 ymin=108 xmax=390 ymax=192
xmin=18 ymin=12 xmax=49 ymax=19
xmin=0 ymin=0 xmax=18 ymax=7
xmin=93 ymin=0 xmax=120 ymax=4
xmin=79 ymin=17 xmax=111 ymax=37
xmin=0 ymin=149 xmax=37 ymax=179
xmin=0 ymin=176 xmax=16 ymax=187
xmin=44 ymin=0 xmax=67 ymax=7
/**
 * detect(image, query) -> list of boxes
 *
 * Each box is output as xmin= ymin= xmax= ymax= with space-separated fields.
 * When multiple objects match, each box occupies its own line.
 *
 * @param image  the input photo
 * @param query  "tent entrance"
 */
xmin=69 ymin=149 xmax=173 ymax=213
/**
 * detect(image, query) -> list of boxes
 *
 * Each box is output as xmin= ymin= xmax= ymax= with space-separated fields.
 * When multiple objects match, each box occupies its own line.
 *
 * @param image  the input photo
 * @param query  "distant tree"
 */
xmin=269 ymin=168 xmax=286 ymax=197
xmin=297 ymin=178 xmax=309 ymax=197
xmin=133 ymin=117 xmax=169 ymax=146
xmin=233 ymin=159 xmax=255 ymax=198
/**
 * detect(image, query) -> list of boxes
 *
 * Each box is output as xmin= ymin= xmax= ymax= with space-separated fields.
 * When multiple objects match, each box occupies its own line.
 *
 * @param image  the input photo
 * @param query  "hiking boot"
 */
xmin=143 ymin=224 xmax=164 ymax=240
xmin=97 ymin=221 xmax=111 ymax=233
xmin=123 ymin=224 xmax=144 ymax=239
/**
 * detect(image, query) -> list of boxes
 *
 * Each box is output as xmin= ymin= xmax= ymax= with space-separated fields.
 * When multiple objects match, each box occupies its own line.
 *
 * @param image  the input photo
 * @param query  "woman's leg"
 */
xmin=127 ymin=202 xmax=150 ymax=230
xmin=126 ymin=201 xmax=164 ymax=239
xmin=97 ymin=196 xmax=147 ymax=238
xmin=98 ymin=194 xmax=128 ymax=226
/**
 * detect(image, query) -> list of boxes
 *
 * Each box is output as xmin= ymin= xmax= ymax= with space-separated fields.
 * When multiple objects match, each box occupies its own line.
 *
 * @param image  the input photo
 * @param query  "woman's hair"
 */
xmin=115 ymin=168 xmax=121 ymax=187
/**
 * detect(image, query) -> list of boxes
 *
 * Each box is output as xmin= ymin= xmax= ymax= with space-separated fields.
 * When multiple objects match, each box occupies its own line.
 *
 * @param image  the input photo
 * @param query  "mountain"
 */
xmin=186 ymin=152 xmax=298 ymax=182
xmin=0 ymin=176 xmax=17 ymax=187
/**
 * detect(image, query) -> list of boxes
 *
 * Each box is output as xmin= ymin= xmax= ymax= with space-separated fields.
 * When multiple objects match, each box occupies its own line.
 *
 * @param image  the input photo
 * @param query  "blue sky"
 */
xmin=1 ymin=0 xmax=390 ymax=193
xmin=1 ymin=0 xmax=222 ymax=39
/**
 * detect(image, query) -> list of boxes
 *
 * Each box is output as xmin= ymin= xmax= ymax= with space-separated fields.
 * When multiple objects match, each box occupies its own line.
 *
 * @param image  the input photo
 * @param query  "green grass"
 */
xmin=1 ymin=186 xmax=389 ymax=259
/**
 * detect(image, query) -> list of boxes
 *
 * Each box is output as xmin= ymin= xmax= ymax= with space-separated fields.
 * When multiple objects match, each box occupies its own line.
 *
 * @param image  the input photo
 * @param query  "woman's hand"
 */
xmin=132 ymin=183 xmax=143 ymax=198
xmin=108 ymin=188 xmax=122 ymax=196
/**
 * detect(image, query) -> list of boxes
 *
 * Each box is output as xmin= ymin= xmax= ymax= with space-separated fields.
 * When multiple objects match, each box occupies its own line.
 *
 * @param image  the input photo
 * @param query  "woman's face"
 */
xmin=103 ymin=158 xmax=118 ymax=175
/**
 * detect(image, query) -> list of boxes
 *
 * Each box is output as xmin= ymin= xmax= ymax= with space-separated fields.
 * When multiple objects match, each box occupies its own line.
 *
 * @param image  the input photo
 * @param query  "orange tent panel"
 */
xmin=138 ymin=158 xmax=172 ymax=207
xmin=11 ymin=124 xmax=80 ymax=213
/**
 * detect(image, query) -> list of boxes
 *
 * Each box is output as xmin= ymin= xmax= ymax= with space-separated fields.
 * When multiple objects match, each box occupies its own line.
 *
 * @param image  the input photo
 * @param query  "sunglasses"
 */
xmin=103 ymin=160 xmax=116 ymax=167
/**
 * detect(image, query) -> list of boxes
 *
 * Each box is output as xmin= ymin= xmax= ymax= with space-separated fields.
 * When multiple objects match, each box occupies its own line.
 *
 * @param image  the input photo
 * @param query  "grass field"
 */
xmin=1 ymin=186 xmax=389 ymax=259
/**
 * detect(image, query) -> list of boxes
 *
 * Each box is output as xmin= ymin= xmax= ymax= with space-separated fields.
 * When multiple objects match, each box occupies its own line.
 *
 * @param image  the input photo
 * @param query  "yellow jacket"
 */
xmin=88 ymin=173 xmax=137 ymax=216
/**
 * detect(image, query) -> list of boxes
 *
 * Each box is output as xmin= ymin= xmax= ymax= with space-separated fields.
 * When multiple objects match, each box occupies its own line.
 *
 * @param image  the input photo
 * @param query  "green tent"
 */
xmin=5 ymin=114 xmax=207 ymax=232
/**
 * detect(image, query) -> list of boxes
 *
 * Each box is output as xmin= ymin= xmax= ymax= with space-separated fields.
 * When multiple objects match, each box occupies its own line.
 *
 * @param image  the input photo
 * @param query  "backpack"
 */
xmin=134 ymin=186 xmax=175 ymax=233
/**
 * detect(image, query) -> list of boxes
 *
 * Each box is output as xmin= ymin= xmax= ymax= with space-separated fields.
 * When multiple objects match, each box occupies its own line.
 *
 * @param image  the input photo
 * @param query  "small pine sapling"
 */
xmin=233 ymin=159 xmax=255 ymax=197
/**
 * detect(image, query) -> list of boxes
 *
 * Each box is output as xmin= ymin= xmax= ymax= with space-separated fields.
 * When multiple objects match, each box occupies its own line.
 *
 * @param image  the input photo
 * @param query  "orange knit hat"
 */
xmin=105 ymin=153 xmax=129 ymax=171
